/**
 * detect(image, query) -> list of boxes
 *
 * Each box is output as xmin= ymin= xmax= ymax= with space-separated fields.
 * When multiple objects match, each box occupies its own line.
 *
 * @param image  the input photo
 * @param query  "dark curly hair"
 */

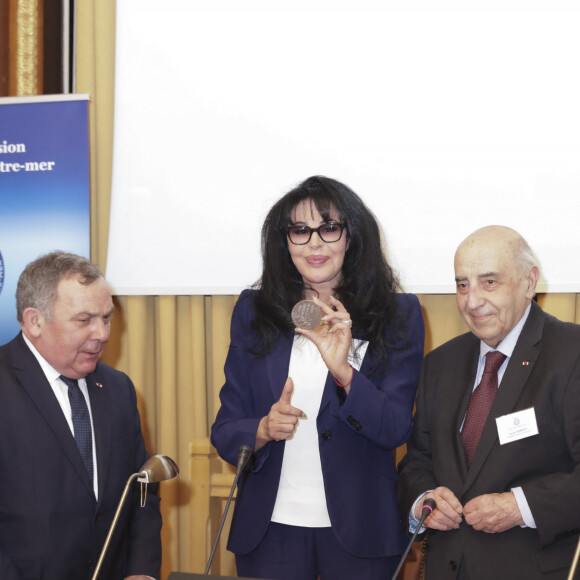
xmin=249 ymin=175 xmax=404 ymax=364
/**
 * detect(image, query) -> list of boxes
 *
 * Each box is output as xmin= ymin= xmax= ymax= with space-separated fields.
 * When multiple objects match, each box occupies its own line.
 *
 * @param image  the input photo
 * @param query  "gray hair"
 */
xmin=16 ymin=251 xmax=104 ymax=324
xmin=513 ymin=234 xmax=538 ymax=276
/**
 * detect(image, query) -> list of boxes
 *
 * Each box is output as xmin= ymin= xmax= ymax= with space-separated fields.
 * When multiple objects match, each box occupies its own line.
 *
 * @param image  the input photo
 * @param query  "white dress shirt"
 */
xmin=23 ymin=334 xmax=98 ymax=498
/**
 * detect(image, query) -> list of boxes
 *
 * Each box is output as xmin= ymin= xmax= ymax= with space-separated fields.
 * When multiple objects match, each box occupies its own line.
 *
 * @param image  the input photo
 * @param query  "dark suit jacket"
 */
xmin=210 ymin=290 xmax=424 ymax=558
xmin=397 ymin=301 xmax=580 ymax=579
xmin=0 ymin=333 xmax=162 ymax=580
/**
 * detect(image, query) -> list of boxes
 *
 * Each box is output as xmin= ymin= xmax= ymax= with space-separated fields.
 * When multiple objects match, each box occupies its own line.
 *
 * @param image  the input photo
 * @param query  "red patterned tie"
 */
xmin=462 ymin=351 xmax=507 ymax=467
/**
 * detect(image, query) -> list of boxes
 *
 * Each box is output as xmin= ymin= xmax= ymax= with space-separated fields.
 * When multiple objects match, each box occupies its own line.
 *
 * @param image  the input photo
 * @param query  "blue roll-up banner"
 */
xmin=0 ymin=94 xmax=90 ymax=346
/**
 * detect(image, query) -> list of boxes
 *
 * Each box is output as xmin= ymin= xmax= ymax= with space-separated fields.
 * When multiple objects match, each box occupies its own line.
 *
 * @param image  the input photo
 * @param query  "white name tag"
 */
xmin=496 ymin=407 xmax=539 ymax=445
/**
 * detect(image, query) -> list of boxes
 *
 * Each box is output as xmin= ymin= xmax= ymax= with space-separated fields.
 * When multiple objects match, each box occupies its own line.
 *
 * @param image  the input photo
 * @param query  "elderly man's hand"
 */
xmin=463 ymin=492 xmax=524 ymax=533
xmin=416 ymin=487 xmax=463 ymax=531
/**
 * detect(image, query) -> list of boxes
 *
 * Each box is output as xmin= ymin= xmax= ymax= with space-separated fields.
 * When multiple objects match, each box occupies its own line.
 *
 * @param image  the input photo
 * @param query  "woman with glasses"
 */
xmin=211 ymin=175 xmax=424 ymax=579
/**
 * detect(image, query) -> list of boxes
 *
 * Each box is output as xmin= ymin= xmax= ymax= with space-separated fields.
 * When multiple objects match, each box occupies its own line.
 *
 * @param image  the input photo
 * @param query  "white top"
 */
xmin=271 ymin=335 xmax=368 ymax=527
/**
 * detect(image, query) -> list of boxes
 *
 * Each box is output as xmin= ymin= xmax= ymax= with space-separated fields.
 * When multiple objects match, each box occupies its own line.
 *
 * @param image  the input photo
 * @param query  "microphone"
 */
xmin=204 ymin=445 xmax=253 ymax=575
xmin=291 ymin=300 xmax=322 ymax=330
xmin=391 ymin=498 xmax=437 ymax=580
xmin=236 ymin=444 xmax=253 ymax=472
xmin=418 ymin=498 xmax=436 ymax=522
xmin=91 ymin=455 xmax=179 ymax=580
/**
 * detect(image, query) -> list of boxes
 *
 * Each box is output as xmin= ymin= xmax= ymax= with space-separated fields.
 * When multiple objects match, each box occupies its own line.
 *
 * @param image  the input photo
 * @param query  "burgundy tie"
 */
xmin=462 ymin=351 xmax=507 ymax=467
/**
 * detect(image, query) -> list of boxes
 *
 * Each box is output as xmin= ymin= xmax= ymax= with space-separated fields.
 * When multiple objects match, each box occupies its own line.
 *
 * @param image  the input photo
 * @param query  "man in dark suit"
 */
xmin=0 ymin=251 xmax=161 ymax=580
xmin=397 ymin=225 xmax=580 ymax=579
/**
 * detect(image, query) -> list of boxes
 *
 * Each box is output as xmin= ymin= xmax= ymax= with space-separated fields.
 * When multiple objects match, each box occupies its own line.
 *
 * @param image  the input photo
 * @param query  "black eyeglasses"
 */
xmin=286 ymin=222 xmax=346 ymax=245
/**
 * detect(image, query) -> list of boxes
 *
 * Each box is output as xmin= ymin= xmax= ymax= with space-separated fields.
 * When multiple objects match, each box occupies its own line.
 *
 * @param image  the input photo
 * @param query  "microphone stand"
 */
xmin=91 ymin=455 xmax=179 ymax=580
xmin=204 ymin=445 xmax=253 ymax=575
xmin=92 ymin=472 xmax=142 ymax=580
xmin=391 ymin=498 xmax=436 ymax=580
xmin=567 ymin=534 xmax=580 ymax=579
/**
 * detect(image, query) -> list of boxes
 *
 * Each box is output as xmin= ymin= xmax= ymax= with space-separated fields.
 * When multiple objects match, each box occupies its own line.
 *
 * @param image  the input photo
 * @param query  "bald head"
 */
xmin=454 ymin=226 xmax=540 ymax=347
xmin=457 ymin=226 xmax=537 ymax=277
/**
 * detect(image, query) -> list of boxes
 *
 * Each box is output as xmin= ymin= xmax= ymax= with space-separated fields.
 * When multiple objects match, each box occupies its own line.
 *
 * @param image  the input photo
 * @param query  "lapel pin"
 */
xmin=522 ymin=361 xmax=529 ymax=366
xmin=96 ymin=382 xmax=103 ymax=388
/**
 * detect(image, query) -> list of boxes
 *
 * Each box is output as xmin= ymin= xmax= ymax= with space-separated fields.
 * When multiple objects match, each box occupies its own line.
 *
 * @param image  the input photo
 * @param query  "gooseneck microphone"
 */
xmin=204 ymin=444 xmax=253 ymax=575
xmin=236 ymin=445 xmax=253 ymax=471
xmin=391 ymin=498 xmax=437 ymax=580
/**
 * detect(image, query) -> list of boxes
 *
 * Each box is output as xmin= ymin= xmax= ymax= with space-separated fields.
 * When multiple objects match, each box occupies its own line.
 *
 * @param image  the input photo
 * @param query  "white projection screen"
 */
xmin=108 ymin=0 xmax=580 ymax=295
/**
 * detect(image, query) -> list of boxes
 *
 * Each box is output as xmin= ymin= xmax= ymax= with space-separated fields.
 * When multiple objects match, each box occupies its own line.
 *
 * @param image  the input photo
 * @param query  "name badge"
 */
xmin=496 ymin=407 xmax=539 ymax=445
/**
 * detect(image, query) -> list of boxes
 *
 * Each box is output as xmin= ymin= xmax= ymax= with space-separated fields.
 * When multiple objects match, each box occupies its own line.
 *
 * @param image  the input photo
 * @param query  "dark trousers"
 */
xmin=235 ymin=522 xmax=399 ymax=580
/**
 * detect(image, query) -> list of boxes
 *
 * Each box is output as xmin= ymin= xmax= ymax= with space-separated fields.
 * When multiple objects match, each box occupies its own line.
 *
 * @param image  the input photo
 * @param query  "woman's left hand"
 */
xmin=296 ymin=296 xmax=353 ymax=388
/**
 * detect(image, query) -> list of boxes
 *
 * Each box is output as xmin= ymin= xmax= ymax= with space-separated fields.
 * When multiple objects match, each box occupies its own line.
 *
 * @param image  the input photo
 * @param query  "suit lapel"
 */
xmin=465 ymin=302 xmax=544 ymax=487
xmin=11 ymin=335 xmax=95 ymax=497
xmin=449 ymin=341 xmax=480 ymax=487
xmin=319 ymin=337 xmax=371 ymax=414
xmin=319 ymin=372 xmax=336 ymax=414
xmin=265 ymin=332 xmax=294 ymax=400
xmin=86 ymin=367 xmax=111 ymax=505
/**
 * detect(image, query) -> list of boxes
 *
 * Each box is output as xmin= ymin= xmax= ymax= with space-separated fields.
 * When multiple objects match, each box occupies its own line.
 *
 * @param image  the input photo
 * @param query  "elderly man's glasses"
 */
xmin=286 ymin=222 xmax=346 ymax=245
